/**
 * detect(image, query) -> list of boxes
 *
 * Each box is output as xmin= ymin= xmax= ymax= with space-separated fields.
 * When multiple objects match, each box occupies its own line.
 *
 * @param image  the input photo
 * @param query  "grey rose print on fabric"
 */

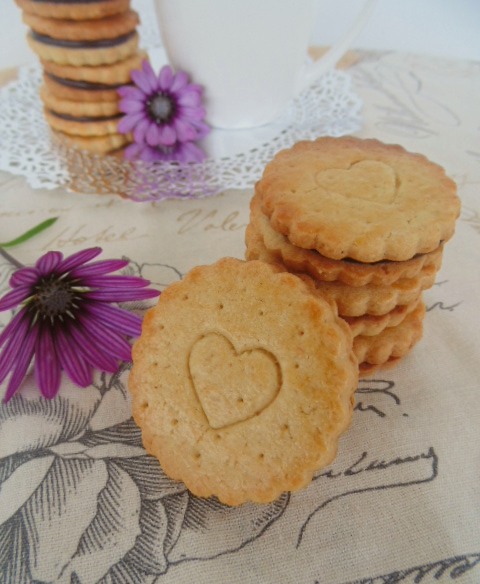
xmin=0 ymin=259 xmax=289 ymax=583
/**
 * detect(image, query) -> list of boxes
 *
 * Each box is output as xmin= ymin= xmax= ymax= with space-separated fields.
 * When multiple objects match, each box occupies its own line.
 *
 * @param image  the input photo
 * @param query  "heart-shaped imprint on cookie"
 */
xmin=189 ymin=332 xmax=282 ymax=430
xmin=315 ymin=160 xmax=398 ymax=204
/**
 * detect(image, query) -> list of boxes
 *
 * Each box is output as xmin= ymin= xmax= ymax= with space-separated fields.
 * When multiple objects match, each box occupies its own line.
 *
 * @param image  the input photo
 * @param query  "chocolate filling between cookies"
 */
xmin=47 ymin=109 xmax=123 ymax=122
xmin=30 ymin=30 xmax=135 ymax=48
xmin=46 ymin=72 xmax=125 ymax=91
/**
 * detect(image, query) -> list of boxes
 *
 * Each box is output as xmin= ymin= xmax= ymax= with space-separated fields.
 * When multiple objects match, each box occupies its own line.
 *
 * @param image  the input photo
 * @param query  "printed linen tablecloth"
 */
xmin=0 ymin=51 xmax=479 ymax=584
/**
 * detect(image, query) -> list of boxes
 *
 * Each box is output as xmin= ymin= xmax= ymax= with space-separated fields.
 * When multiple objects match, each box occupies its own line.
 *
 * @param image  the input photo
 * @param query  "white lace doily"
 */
xmin=0 ymin=0 xmax=363 ymax=201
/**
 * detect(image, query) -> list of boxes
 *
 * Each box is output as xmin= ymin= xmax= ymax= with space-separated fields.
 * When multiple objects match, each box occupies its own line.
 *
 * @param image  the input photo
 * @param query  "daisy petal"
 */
xmin=177 ymin=89 xmax=202 ymax=108
xmin=35 ymin=326 xmax=61 ymax=399
xmin=180 ymin=141 xmax=207 ymax=163
xmin=57 ymin=247 xmax=102 ymax=273
xmin=118 ymin=111 xmax=146 ymax=134
xmin=85 ymin=288 xmax=160 ymax=302
xmin=35 ymin=251 xmax=63 ymax=275
xmin=142 ymin=59 xmax=159 ymax=93
xmin=173 ymin=118 xmax=197 ymax=142
xmin=158 ymin=65 xmax=174 ymax=90
xmin=9 ymin=267 xmax=39 ymax=288
xmin=84 ymin=303 xmax=143 ymax=337
xmin=170 ymin=70 xmax=189 ymax=93
xmin=131 ymin=67 xmax=155 ymax=94
xmin=79 ymin=317 xmax=132 ymax=362
xmin=181 ymin=105 xmax=207 ymax=121
xmin=145 ymin=123 xmax=163 ymax=146
xmin=0 ymin=286 xmax=31 ymax=312
xmin=117 ymin=86 xmax=145 ymax=101
xmin=69 ymin=325 xmax=119 ymax=373
xmin=0 ymin=310 xmax=26 ymax=348
xmin=120 ymin=99 xmax=145 ymax=114
xmin=0 ymin=314 xmax=30 ymax=385
xmin=157 ymin=125 xmax=177 ymax=146
xmin=3 ymin=323 xmax=37 ymax=402
xmin=57 ymin=328 xmax=92 ymax=387
xmin=70 ymin=259 xmax=129 ymax=279
xmin=133 ymin=118 xmax=151 ymax=144
xmin=82 ymin=276 xmax=151 ymax=289
xmin=123 ymin=142 xmax=143 ymax=161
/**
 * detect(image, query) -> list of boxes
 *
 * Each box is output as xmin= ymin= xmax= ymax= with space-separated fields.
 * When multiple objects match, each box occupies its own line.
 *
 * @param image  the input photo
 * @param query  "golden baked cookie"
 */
xmin=359 ymin=356 xmax=402 ymax=378
xmin=23 ymin=10 xmax=139 ymax=40
xmin=40 ymin=83 xmax=120 ymax=117
xmin=43 ymin=72 xmax=122 ymax=103
xmin=343 ymin=297 xmax=420 ymax=337
xmin=44 ymin=108 xmax=121 ymax=136
xmin=353 ymin=300 xmax=426 ymax=364
xmin=53 ymin=130 xmax=130 ymax=154
xmin=15 ymin=0 xmax=131 ymax=20
xmin=129 ymin=258 xmax=358 ymax=506
xmin=258 ymin=137 xmax=460 ymax=262
xmin=246 ymin=231 xmax=436 ymax=316
xmin=41 ymin=51 xmax=146 ymax=84
xmin=248 ymin=191 xmax=444 ymax=287
xmin=27 ymin=30 xmax=139 ymax=66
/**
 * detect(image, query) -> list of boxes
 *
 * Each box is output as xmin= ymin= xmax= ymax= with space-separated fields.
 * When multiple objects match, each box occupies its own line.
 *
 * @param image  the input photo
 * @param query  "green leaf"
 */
xmin=0 ymin=217 xmax=58 ymax=248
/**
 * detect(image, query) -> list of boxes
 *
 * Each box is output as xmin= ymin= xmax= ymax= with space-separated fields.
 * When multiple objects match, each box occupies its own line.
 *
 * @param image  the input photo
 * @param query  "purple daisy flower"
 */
xmin=124 ymin=139 xmax=207 ymax=163
xmin=0 ymin=247 xmax=159 ymax=402
xmin=117 ymin=60 xmax=209 ymax=148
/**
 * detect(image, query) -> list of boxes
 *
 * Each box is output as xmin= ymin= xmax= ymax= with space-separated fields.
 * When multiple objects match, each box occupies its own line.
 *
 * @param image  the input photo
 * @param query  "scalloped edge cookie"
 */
xmin=248 ymin=190 xmax=444 ymax=287
xmin=27 ymin=30 xmax=139 ymax=66
xmin=15 ymin=0 xmax=131 ymax=20
xmin=41 ymin=83 xmax=120 ymax=117
xmin=246 ymin=226 xmax=436 ymax=316
xmin=41 ymin=51 xmax=146 ymax=84
xmin=129 ymin=258 xmax=358 ymax=506
xmin=54 ymin=130 xmax=130 ymax=154
xmin=23 ymin=9 xmax=139 ymax=40
xmin=353 ymin=300 xmax=425 ymax=364
xmin=258 ymin=137 xmax=460 ymax=262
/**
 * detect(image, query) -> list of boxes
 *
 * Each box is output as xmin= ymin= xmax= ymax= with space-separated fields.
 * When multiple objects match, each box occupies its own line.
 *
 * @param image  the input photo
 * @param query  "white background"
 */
xmin=0 ymin=0 xmax=479 ymax=70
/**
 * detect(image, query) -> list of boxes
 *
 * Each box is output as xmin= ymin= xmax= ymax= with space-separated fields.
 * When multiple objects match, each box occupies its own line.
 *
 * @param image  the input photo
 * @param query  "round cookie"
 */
xmin=258 ymin=137 xmax=460 ymax=262
xmin=41 ymin=51 xmax=146 ymax=84
xmin=44 ymin=108 xmax=122 ymax=136
xmin=55 ymin=131 xmax=130 ymax=154
xmin=248 ymin=191 xmax=444 ymax=287
xmin=43 ymin=72 xmax=123 ymax=102
xmin=343 ymin=297 xmax=420 ymax=337
xmin=129 ymin=258 xmax=358 ymax=505
xmin=246 ymin=229 xmax=436 ymax=317
xmin=353 ymin=300 xmax=426 ymax=364
xmin=23 ymin=10 xmax=139 ymax=41
xmin=359 ymin=356 xmax=402 ymax=378
xmin=40 ymin=83 xmax=120 ymax=117
xmin=15 ymin=0 xmax=131 ymax=20
xmin=27 ymin=30 xmax=139 ymax=66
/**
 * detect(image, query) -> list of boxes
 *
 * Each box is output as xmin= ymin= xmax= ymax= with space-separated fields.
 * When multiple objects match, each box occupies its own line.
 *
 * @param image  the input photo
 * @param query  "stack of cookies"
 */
xmin=15 ymin=0 xmax=145 ymax=153
xmin=246 ymin=137 xmax=460 ymax=377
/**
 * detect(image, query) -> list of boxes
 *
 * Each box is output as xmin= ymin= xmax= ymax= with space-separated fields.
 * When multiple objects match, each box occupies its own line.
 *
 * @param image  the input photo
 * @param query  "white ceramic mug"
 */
xmin=154 ymin=0 xmax=376 ymax=129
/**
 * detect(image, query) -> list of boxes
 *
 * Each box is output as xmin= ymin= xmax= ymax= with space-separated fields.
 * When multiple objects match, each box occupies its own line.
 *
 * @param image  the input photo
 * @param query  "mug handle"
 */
xmin=295 ymin=0 xmax=377 ymax=94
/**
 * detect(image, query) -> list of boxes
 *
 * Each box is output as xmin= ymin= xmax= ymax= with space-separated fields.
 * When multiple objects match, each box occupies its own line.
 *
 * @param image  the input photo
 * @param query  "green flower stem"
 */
xmin=0 ymin=217 xmax=58 ymax=248
xmin=0 ymin=246 xmax=24 ymax=269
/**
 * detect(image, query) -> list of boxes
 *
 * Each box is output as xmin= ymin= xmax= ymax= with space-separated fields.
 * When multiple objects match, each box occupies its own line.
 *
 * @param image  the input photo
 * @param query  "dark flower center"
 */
xmin=147 ymin=93 xmax=176 ymax=124
xmin=30 ymin=276 xmax=82 ymax=321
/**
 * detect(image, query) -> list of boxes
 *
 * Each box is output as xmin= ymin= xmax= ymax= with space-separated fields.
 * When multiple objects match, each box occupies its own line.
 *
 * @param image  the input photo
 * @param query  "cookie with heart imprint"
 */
xmin=258 ymin=136 xmax=460 ymax=263
xmin=129 ymin=258 xmax=358 ymax=506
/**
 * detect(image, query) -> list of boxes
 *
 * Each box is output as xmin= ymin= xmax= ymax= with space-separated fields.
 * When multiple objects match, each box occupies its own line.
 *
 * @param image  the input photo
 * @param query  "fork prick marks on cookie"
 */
xmin=315 ymin=160 xmax=398 ymax=205
xmin=188 ymin=332 xmax=282 ymax=430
